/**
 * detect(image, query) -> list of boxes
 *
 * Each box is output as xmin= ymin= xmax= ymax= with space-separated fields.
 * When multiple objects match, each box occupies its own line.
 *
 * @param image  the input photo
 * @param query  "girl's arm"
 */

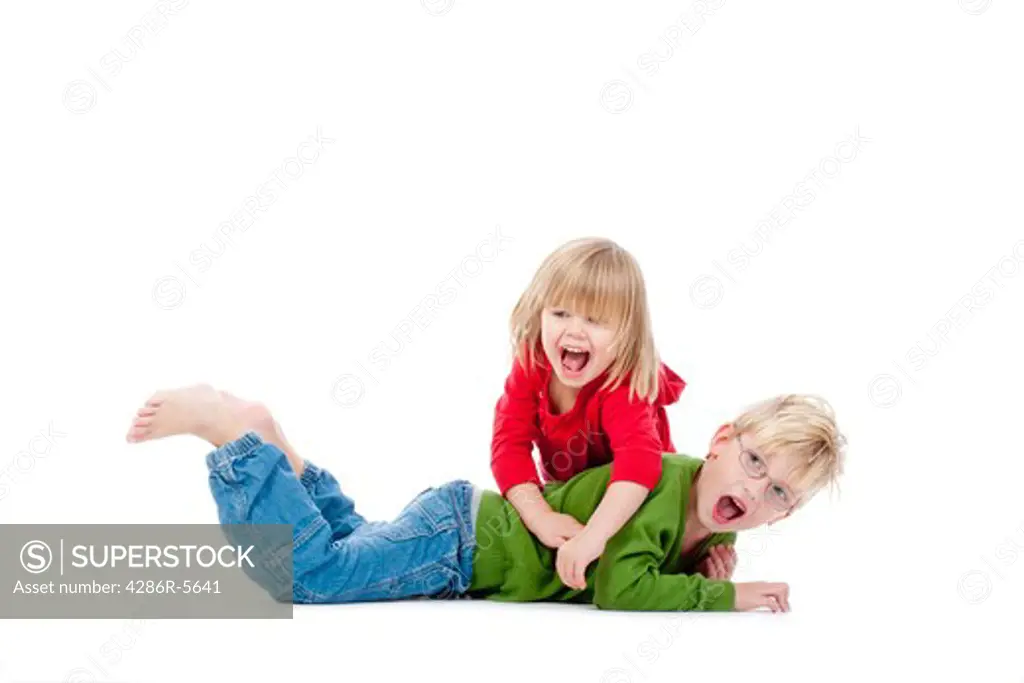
xmin=575 ymin=480 xmax=648 ymax=540
xmin=555 ymin=389 xmax=665 ymax=588
xmin=490 ymin=357 xmax=544 ymax=494
xmin=495 ymin=360 xmax=593 ymax=548
xmin=555 ymin=481 xmax=648 ymax=589
xmin=505 ymin=482 xmax=583 ymax=548
xmin=492 ymin=359 xmax=586 ymax=546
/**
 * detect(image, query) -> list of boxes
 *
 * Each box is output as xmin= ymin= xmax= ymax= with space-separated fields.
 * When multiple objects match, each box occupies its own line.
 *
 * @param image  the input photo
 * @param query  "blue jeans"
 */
xmin=206 ymin=433 xmax=477 ymax=603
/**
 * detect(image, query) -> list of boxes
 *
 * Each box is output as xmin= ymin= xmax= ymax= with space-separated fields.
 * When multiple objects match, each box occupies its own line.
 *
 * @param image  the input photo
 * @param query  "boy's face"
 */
xmin=540 ymin=306 xmax=617 ymax=388
xmin=693 ymin=424 xmax=811 ymax=532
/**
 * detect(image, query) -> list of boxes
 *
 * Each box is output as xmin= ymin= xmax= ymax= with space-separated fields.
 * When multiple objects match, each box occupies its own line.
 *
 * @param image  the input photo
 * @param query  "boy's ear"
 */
xmin=708 ymin=423 xmax=734 ymax=451
xmin=708 ymin=421 xmax=733 ymax=454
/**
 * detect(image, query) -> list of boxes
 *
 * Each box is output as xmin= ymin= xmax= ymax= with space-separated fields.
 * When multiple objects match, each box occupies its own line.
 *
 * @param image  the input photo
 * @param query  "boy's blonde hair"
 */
xmin=510 ymin=237 xmax=660 ymax=401
xmin=733 ymin=394 xmax=846 ymax=498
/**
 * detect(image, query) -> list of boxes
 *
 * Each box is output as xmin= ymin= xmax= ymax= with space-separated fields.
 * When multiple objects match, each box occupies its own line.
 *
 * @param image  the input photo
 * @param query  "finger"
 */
xmin=712 ymin=555 xmax=726 ymax=579
xmin=559 ymin=568 xmax=573 ymax=587
xmin=716 ymin=547 xmax=732 ymax=573
xmin=572 ymin=561 xmax=586 ymax=590
xmin=560 ymin=555 xmax=572 ymax=587
xmin=557 ymin=556 xmax=571 ymax=586
xmin=777 ymin=586 xmax=791 ymax=612
xmin=767 ymin=595 xmax=780 ymax=613
xmin=704 ymin=557 xmax=718 ymax=579
xmin=775 ymin=595 xmax=787 ymax=613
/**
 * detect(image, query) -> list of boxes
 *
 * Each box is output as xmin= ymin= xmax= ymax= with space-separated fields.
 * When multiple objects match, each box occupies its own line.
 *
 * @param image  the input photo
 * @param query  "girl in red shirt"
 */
xmin=491 ymin=237 xmax=686 ymax=589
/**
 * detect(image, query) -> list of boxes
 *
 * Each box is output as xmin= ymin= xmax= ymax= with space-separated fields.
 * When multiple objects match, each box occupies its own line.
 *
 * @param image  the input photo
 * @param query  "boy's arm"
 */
xmin=592 ymin=517 xmax=735 ymax=611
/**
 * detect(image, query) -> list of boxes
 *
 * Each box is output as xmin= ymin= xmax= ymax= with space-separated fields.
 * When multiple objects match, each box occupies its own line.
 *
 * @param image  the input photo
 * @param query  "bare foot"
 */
xmin=217 ymin=391 xmax=306 ymax=475
xmin=126 ymin=384 xmax=248 ymax=447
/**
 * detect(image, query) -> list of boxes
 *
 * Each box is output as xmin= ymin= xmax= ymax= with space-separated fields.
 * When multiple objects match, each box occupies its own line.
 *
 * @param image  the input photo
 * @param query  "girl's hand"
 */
xmin=555 ymin=530 xmax=607 ymax=590
xmin=527 ymin=511 xmax=585 ymax=549
xmin=698 ymin=544 xmax=737 ymax=580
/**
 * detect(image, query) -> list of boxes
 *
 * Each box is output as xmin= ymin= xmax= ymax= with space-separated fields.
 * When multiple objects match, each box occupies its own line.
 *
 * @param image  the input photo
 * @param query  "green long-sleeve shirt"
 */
xmin=469 ymin=453 xmax=737 ymax=610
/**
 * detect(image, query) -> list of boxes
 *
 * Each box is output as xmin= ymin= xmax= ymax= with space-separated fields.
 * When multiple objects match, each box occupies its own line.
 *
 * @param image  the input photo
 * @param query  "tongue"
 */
xmin=563 ymin=351 xmax=588 ymax=372
xmin=718 ymin=497 xmax=741 ymax=521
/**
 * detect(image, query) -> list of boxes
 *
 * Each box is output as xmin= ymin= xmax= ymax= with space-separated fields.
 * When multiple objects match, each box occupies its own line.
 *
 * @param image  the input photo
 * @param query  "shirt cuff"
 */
xmin=494 ymin=468 xmax=542 ymax=496
xmin=702 ymin=580 xmax=736 ymax=611
xmin=609 ymin=455 xmax=662 ymax=491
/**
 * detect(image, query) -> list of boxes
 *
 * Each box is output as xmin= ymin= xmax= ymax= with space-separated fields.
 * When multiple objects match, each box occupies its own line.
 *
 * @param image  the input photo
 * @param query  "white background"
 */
xmin=1 ymin=1 xmax=1020 ymax=681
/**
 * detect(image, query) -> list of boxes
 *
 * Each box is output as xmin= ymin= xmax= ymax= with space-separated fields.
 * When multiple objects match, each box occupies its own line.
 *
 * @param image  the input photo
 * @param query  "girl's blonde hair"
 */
xmin=510 ymin=238 xmax=660 ymax=401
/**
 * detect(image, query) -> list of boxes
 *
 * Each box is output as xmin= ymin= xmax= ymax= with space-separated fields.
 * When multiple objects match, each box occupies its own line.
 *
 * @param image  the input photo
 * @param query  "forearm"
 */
xmin=579 ymin=481 xmax=648 ymax=543
xmin=490 ymin=452 xmax=541 ymax=496
xmin=595 ymin=570 xmax=735 ymax=611
xmin=505 ymin=482 xmax=554 ymax=528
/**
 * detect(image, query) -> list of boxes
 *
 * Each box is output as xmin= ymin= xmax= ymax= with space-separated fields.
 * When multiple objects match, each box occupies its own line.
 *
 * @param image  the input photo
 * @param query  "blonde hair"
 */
xmin=732 ymin=394 xmax=846 ymax=498
xmin=510 ymin=237 xmax=660 ymax=401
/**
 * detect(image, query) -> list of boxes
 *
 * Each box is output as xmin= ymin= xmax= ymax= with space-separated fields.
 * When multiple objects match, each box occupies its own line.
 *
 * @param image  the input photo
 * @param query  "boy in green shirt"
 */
xmin=126 ymin=386 xmax=844 ymax=611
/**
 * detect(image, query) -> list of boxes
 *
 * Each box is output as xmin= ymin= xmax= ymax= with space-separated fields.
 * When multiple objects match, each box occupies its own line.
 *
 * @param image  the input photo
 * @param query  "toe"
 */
xmin=126 ymin=426 xmax=151 ymax=442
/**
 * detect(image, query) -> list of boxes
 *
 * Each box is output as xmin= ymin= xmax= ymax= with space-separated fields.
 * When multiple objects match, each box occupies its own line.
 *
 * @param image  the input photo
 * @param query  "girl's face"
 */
xmin=540 ymin=306 xmax=618 ymax=389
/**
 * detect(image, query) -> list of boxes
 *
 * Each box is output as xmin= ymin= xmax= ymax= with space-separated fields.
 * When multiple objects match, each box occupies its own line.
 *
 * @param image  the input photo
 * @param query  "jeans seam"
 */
xmin=325 ymin=548 xmax=453 ymax=602
xmin=447 ymin=481 xmax=476 ymax=592
xmin=294 ymin=515 xmax=327 ymax=549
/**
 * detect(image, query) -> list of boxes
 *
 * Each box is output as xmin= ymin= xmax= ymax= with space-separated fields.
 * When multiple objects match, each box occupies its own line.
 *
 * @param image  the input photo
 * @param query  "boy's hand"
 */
xmin=698 ymin=544 xmax=737 ymax=580
xmin=526 ymin=511 xmax=584 ymax=549
xmin=555 ymin=530 xmax=606 ymax=590
xmin=734 ymin=582 xmax=790 ymax=612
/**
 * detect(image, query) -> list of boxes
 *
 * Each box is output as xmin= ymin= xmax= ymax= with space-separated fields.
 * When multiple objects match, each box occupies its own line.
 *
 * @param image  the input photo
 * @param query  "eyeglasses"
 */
xmin=736 ymin=434 xmax=798 ymax=511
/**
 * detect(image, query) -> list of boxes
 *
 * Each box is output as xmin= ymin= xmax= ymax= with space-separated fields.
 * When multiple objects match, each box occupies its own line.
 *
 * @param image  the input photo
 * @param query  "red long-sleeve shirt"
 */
xmin=490 ymin=354 xmax=686 ymax=495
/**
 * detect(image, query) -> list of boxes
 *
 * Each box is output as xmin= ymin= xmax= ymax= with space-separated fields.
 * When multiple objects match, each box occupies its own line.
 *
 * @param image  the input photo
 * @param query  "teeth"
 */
xmin=561 ymin=345 xmax=587 ymax=353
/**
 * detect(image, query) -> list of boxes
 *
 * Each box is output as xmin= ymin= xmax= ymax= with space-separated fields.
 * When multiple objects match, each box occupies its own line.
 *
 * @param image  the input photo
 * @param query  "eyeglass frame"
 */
xmin=735 ymin=433 xmax=800 ymax=512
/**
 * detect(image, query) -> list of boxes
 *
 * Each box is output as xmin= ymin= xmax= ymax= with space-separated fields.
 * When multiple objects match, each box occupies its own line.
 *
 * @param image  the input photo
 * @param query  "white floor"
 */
xmin=2 ymin=593 xmax=1014 ymax=682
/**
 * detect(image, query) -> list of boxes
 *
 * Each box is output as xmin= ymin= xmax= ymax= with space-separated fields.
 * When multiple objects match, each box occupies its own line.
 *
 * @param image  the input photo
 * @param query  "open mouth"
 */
xmin=711 ymin=494 xmax=747 ymax=526
xmin=559 ymin=344 xmax=591 ymax=376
